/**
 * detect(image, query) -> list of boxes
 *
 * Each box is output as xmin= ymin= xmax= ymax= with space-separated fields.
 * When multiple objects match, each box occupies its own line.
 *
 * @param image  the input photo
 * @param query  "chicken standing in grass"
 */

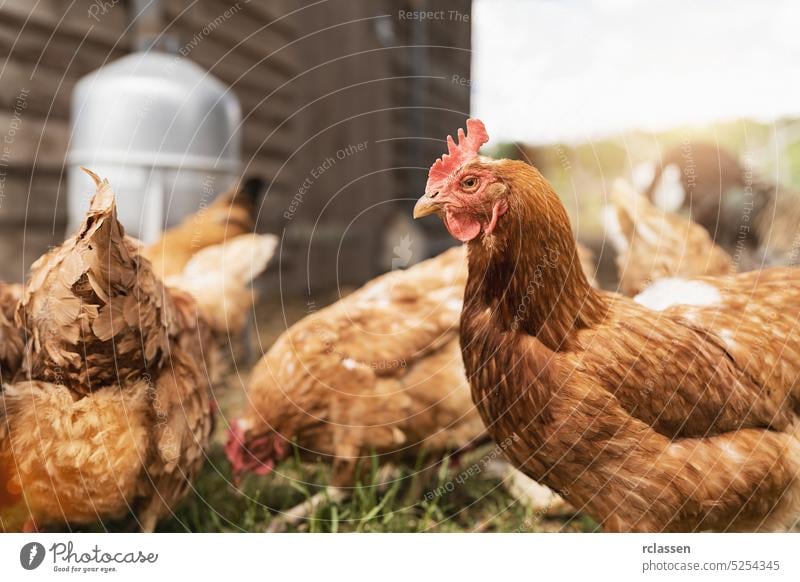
xmin=227 ymin=238 xmax=594 ymax=527
xmin=414 ymin=119 xmax=800 ymax=532
xmin=0 ymin=171 xmax=213 ymax=532
xmin=227 ymin=246 xmax=485 ymax=487
xmin=605 ymin=179 xmax=734 ymax=296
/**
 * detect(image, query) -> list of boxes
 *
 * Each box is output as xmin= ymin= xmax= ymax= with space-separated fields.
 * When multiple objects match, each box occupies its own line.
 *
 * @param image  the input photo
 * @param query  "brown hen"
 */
xmin=228 ymin=240 xmax=581 ymax=527
xmin=227 ymin=245 xmax=484 ymax=488
xmin=165 ymin=232 xmax=277 ymax=338
xmin=414 ymin=119 xmax=800 ymax=532
xmin=0 ymin=171 xmax=213 ymax=532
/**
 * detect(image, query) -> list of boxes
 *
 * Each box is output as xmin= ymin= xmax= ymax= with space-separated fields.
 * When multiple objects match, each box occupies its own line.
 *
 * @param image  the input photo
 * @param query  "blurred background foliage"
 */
xmin=489 ymin=118 xmax=800 ymax=241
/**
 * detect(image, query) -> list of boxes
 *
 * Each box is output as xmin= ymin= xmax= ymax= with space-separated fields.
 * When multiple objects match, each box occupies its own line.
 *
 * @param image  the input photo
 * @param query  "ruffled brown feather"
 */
xmin=1 ymin=172 xmax=213 ymax=531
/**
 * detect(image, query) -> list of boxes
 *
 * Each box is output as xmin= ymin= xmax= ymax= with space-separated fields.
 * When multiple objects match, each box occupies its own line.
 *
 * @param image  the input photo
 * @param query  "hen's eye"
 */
xmin=461 ymin=176 xmax=479 ymax=190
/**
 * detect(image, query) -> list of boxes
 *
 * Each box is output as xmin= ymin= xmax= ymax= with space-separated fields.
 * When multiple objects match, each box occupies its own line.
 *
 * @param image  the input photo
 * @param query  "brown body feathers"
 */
xmin=0 ymin=173 xmax=213 ymax=531
xmin=432 ymin=154 xmax=800 ymax=532
xmin=0 ymin=283 xmax=23 ymax=381
xmin=230 ymin=246 xmax=486 ymax=486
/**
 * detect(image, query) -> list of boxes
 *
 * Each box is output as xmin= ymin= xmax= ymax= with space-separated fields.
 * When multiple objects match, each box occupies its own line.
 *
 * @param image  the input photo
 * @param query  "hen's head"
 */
xmin=225 ymin=419 xmax=290 ymax=485
xmin=413 ymin=119 xmax=511 ymax=242
xmin=414 ymin=118 xmax=572 ymax=254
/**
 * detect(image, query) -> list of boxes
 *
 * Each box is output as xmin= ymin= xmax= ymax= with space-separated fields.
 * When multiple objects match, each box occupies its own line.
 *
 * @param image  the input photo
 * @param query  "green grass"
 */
xmin=155 ymin=444 xmax=597 ymax=533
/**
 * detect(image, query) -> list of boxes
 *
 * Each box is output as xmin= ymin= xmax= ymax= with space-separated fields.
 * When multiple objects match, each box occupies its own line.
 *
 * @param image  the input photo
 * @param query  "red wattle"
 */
xmin=445 ymin=209 xmax=482 ymax=242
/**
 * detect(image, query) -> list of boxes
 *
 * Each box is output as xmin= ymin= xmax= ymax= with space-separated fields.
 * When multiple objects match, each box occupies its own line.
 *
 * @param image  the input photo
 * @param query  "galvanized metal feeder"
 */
xmin=67 ymin=50 xmax=241 ymax=242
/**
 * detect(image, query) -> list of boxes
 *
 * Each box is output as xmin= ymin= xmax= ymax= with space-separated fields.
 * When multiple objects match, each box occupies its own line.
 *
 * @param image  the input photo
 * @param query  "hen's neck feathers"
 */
xmin=464 ymin=161 xmax=607 ymax=350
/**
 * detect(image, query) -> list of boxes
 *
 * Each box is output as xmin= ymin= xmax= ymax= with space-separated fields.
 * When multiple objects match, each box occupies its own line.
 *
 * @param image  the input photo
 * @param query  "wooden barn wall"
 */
xmin=0 ymin=0 xmax=471 ymax=291
xmin=273 ymin=0 xmax=472 ymax=293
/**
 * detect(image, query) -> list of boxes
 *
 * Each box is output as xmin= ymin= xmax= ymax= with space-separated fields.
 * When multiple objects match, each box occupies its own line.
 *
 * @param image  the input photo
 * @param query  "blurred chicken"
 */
xmin=165 ymin=233 xmax=277 ymax=337
xmin=642 ymin=141 xmax=800 ymax=268
xmin=142 ymin=177 xmax=265 ymax=280
xmin=227 ymin=246 xmax=483 ymax=484
xmin=0 ymin=283 xmax=23 ymax=381
xmin=416 ymin=118 xmax=800 ymax=532
xmin=0 ymin=171 xmax=213 ymax=532
xmin=606 ymin=179 xmax=734 ymax=295
xmin=227 ymin=242 xmax=580 ymax=527
xmin=165 ymin=232 xmax=277 ymax=387
xmin=642 ymin=141 xmax=745 ymax=229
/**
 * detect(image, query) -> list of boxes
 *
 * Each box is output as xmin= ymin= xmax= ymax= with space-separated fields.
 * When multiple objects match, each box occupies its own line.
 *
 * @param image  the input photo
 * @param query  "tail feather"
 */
xmin=18 ymin=171 xmax=175 ymax=391
xmin=169 ymin=233 xmax=278 ymax=334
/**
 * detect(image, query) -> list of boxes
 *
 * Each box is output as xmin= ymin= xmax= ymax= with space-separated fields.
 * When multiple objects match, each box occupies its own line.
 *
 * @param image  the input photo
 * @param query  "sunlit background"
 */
xmin=473 ymin=0 xmax=800 ymax=143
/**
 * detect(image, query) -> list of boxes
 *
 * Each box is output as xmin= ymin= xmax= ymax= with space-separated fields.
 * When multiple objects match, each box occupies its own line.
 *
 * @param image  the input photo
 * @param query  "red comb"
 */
xmin=426 ymin=118 xmax=489 ymax=192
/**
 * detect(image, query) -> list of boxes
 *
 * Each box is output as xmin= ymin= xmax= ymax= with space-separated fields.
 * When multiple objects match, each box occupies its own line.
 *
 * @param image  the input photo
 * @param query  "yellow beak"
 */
xmin=413 ymin=194 xmax=440 ymax=219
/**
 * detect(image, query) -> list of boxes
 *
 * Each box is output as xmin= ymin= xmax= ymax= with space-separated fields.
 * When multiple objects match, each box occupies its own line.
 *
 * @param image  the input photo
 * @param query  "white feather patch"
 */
xmin=632 ymin=161 xmax=656 ymax=191
xmin=634 ymin=278 xmax=721 ymax=311
xmin=652 ymin=163 xmax=685 ymax=213
xmin=602 ymin=206 xmax=628 ymax=253
xmin=719 ymin=329 xmax=736 ymax=349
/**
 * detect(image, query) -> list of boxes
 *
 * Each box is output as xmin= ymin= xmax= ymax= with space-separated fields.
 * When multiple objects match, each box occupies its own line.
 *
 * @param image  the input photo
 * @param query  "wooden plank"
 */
xmin=236 ymin=86 xmax=296 ymax=125
xmin=0 ymin=169 xmax=66 ymax=223
xmin=163 ymin=0 xmax=296 ymax=76
xmin=0 ymin=60 xmax=75 ymax=120
xmin=0 ymin=0 xmax=131 ymax=47
xmin=0 ymin=19 xmax=129 ymax=78
xmin=162 ymin=22 xmax=290 ymax=93
xmin=0 ymin=224 xmax=62 ymax=283
xmin=225 ymin=0 xmax=296 ymax=38
xmin=0 ymin=111 xmax=69 ymax=170
xmin=241 ymin=122 xmax=296 ymax=159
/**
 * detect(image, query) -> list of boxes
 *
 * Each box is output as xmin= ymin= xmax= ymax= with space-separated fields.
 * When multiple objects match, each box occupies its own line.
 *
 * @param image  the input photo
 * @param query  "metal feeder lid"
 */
xmin=68 ymin=51 xmax=241 ymax=172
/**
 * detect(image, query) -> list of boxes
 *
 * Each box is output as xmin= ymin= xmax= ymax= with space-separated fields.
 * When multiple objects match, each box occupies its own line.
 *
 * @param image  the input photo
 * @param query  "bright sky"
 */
xmin=472 ymin=0 xmax=800 ymax=144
